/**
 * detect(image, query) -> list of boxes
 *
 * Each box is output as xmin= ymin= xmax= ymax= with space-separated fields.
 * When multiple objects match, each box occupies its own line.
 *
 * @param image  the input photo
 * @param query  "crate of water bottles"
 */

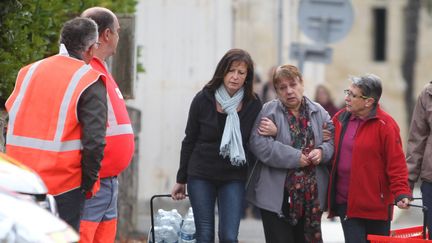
xmin=148 ymin=194 xmax=196 ymax=243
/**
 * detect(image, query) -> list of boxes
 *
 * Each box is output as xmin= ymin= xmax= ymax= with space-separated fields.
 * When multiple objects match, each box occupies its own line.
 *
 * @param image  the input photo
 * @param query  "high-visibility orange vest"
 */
xmin=89 ymin=58 xmax=134 ymax=178
xmin=5 ymin=55 xmax=105 ymax=196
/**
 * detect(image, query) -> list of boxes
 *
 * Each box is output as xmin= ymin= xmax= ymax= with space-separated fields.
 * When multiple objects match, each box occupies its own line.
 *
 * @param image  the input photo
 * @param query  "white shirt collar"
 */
xmin=58 ymin=43 xmax=69 ymax=56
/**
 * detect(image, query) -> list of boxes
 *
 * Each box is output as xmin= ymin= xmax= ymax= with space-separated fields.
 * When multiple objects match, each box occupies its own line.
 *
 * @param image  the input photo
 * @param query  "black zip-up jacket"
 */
xmin=78 ymin=79 xmax=107 ymax=193
xmin=176 ymin=87 xmax=262 ymax=183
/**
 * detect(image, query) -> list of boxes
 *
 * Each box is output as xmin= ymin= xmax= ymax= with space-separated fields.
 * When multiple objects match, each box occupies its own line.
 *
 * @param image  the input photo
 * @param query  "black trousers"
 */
xmin=260 ymin=208 xmax=306 ymax=243
xmin=54 ymin=188 xmax=85 ymax=231
xmin=335 ymin=204 xmax=390 ymax=243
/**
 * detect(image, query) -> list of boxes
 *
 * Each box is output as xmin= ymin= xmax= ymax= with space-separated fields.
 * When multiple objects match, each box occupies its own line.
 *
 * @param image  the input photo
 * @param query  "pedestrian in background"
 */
xmin=259 ymin=65 xmax=277 ymax=103
xmin=5 ymin=17 xmax=107 ymax=231
xmin=246 ymin=64 xmax=334 ymax=243
xmin=171 ymin=48 xmax=262 ymax=243
xmin=79 ymin=7 xmax=135 ymax=243
xmin=327 ymin=74 xmax=411 ymax=242
xmin=406 ymin=80 xmax=432 ymax=238
xmin=314 ymin=84 xmax=339 ymax=118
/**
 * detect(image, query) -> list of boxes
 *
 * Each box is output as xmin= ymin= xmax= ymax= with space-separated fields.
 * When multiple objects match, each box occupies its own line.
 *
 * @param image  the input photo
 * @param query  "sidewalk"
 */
xmin=137 ymin=207 xmax=424 ymax=243
xmin=238 ymin=216 xmax=344 ymax=243
xmin=137 ymin=187 xmax=424 ymax=242
xmin=137 ymin=213 xmax=344 ymax=242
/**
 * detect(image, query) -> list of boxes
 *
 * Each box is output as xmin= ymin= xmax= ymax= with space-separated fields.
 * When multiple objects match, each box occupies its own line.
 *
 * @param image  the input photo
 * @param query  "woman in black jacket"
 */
xmin=171 ymin=48 xmax=262 ymax=243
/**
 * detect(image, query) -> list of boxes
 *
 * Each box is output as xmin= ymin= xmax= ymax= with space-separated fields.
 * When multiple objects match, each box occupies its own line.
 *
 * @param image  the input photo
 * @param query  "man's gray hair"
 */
xmin=59 ymin=17 xmax=98 ymax=57
xmin=349 ymin=73 xmax=382 ymax=106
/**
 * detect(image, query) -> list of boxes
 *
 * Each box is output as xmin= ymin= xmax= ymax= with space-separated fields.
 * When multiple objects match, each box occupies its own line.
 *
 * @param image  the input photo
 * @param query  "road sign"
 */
xmin=298 ymin=0 xmax=354 ymax=44
xmin=290 ymin=43 xmax=333 ymax=64
xmin=290 ymin=43 xmax=333 ymax=72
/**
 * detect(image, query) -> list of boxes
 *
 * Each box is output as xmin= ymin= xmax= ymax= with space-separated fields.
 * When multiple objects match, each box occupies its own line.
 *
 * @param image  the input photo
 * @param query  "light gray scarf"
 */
xmin=215 ymin=85 xmax=246 ymax=166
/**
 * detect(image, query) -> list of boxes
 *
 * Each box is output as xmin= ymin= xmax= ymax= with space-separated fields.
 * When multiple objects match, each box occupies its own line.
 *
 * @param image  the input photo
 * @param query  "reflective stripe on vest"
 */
xmin=7 ymin=61 xmax=93 ymax=152
xmin=106 ymin=92 xmax=133 ymax=136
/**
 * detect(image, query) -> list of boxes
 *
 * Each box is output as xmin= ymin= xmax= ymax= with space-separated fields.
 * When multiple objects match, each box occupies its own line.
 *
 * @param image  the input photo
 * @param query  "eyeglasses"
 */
xmin=344 ymin=89 xmax=369 ymax=99
xmin=94 ymin=42 xmax=101 ymax=48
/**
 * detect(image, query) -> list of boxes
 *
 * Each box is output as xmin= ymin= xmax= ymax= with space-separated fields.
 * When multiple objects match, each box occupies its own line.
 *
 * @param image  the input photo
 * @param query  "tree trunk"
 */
xmin=402 ymin=0 xmax=421 ymax=126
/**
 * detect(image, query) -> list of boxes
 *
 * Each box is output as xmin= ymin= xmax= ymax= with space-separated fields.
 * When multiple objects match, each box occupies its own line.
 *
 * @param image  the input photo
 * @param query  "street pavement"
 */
xmin=138 ymin=188 xmax=425 ymax=242
xmin=238 ymin=216 xmax=344 ymax=243
xmin=138 ymin=210 xmax=424 ymax=243
xmin=238 ymin=206 xmax=424 ymax=243
xmin=138 ymin=213 xmax=345 ymax=242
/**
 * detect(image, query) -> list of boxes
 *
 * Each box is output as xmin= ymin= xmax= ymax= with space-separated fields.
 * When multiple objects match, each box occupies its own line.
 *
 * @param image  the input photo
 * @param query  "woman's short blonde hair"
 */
xmin=273 ymin=64 xmax=303 ymax=89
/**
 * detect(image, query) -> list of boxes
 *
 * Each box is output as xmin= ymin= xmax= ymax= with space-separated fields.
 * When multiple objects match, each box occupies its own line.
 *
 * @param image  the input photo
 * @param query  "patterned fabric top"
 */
xmin=283 ymin=97 xmax=323 ymax=242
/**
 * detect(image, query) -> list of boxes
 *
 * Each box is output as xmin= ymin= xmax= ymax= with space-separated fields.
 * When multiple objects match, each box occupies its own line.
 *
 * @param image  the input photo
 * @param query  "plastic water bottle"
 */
xmin=170 ymin=209 xmax=183 ymax=234
xmin=155 ymin=209 xmax=169 ymax=227
xmin=156 ymin=209 xmax=182 ymax=237
xmin=163 ymin=225 xmax=179 ymax=243
xmin=150 ymin=226 xmax=164 ymax=243
xmin=180 ymin=207 xmax=196 ymax=243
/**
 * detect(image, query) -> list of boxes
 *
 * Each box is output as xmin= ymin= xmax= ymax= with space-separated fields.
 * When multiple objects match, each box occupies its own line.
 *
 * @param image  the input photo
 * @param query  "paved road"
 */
xmin=238 ymin=207 xmax=425 ymax=243
xmin=139 ymin=188 xmax=425 ymax=242
xmin=139 ymin=210 xmax=424 ymax=243
xmin=238 ymin=216 xmax=344 ymax=243
xmin=139 ymin=213 xmax=345 ymax=242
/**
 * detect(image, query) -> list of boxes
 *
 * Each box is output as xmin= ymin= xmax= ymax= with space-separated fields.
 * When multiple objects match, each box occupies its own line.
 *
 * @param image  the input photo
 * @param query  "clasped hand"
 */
xmin=300 ymin=148 xmax=323 ymax=167
xmin=257 ymin=117 xmax=323 ymax=167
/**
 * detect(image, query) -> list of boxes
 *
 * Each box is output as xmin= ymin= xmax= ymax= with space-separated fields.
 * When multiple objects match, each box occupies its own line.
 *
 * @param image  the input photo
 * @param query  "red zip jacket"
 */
xmin=327 ymin=105 xmax=411 ymax=220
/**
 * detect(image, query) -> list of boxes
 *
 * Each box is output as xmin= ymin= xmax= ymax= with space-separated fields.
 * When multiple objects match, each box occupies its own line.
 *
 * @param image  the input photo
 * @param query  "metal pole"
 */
xmin=298 ymin=47 xmax=305 ymax=74
xmin=277 ymin=0 xmax=283 ymax=65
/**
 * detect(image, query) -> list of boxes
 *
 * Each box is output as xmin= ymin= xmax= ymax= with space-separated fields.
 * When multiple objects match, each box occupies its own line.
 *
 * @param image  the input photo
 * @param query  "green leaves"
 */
xmin=0 ymin=0 xmax=137 ymax=108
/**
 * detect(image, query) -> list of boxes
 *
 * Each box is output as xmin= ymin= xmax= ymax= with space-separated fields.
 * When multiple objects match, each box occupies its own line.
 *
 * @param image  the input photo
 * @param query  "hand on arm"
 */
xmin=258 ymin=117 xmax=277 ymax=137
xmin=322 ymin=122 xmax=332 ymax=142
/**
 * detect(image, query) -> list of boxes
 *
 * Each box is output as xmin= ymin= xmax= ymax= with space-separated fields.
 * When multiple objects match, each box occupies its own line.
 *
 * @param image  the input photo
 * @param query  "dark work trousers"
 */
xmin=335 ymin=204 xmax=390 ymax=243
xmin=54 ymin=188 xmax=86 ymax=231
xmin=421 ymin=181 xmax=432 ymax=240
xmin=260 ymin=208 xmax=306 ymax=243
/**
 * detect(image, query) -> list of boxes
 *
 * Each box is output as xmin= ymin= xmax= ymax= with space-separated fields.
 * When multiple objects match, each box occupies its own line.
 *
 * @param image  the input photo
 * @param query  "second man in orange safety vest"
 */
xmin=79 ymin=7 xmax=135 ymax=243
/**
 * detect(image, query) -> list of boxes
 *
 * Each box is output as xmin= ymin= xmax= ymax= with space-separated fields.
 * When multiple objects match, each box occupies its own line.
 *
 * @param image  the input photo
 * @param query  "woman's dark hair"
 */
xmin=205 ymin=49 xmax=256 ymax=101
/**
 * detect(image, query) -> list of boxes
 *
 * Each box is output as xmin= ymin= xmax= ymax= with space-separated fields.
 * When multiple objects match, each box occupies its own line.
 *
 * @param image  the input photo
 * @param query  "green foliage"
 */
xmin=136 ymin=45 xmax=146 ymax=73
xmin=0 ymin=0 xmax=137 ymax=108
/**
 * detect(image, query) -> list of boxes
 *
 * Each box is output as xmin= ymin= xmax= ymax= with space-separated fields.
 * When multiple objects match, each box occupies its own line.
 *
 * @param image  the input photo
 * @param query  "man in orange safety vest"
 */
xmin=79 ymin=7 xmax=135 ymax=243
xmin=5 ymin=17 xmax=107 ymax=231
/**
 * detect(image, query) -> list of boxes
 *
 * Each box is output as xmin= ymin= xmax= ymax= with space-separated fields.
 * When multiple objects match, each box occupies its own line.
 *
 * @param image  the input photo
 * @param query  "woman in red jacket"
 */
xmin=327 ymin=74 xmax=411 ymax=242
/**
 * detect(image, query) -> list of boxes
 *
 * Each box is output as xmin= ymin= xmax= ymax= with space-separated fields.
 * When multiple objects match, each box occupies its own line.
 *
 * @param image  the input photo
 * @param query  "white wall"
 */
xmin=130 ymin=0 xmax=233 ymax=201
xmin=231 ymin=0 xmax=324 ymax=98
xmin=128 ymin=0 xmax=432 ymax=206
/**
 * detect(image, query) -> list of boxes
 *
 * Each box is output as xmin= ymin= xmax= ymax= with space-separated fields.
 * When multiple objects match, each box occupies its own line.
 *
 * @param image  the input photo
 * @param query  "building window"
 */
xmin=373 ymin=8 xmax=387 ymax=61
